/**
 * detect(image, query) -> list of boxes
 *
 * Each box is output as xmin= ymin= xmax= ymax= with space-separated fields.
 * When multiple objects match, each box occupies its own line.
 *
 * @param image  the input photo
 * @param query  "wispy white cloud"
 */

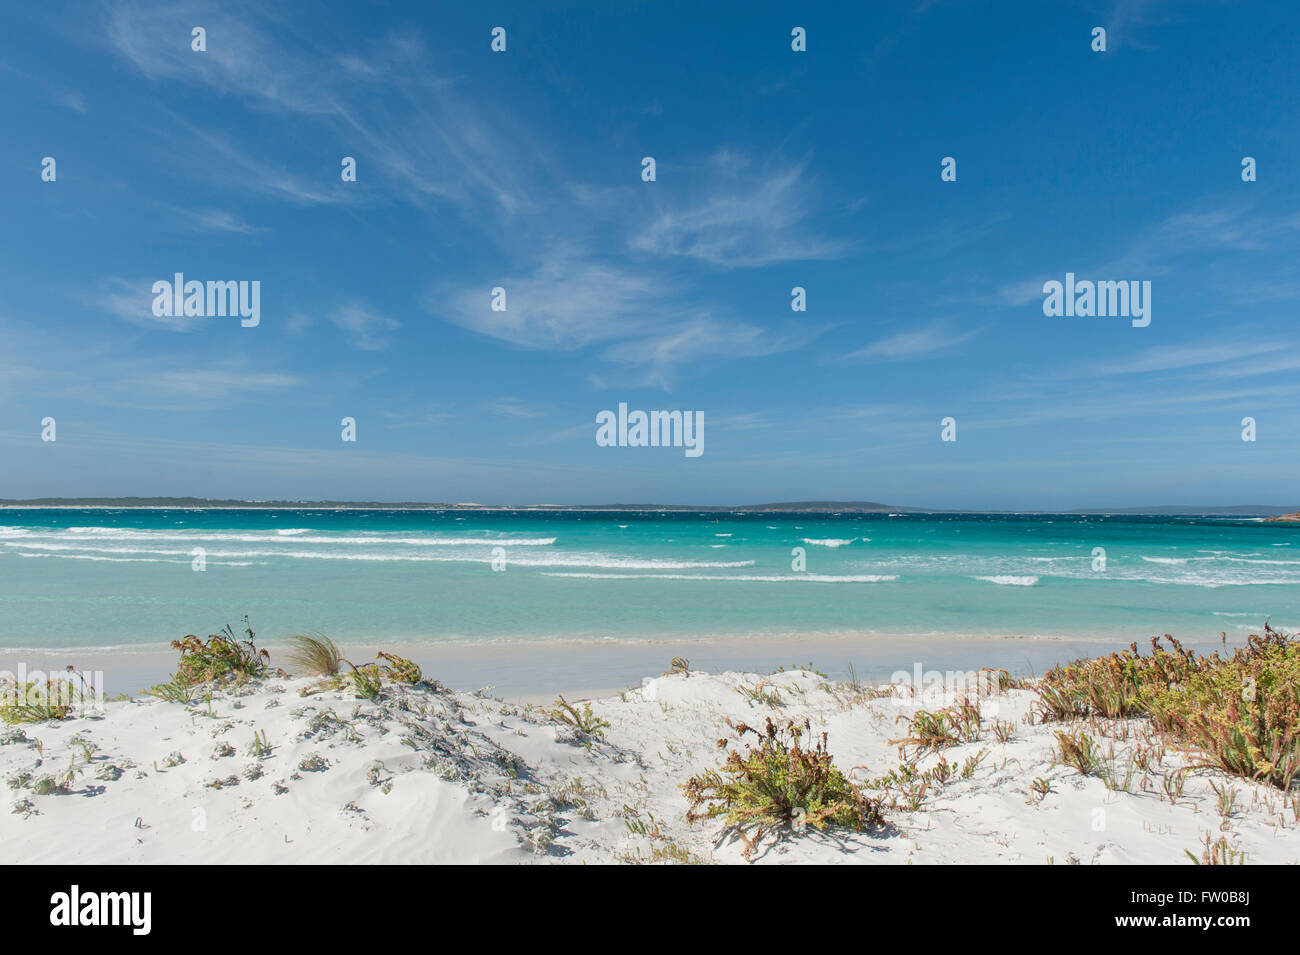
xmin=179 ymin=207 xmax=263 ymax=235
xmin=55 ymin=90 xmax=87 ymax=114
xmin=1074 ymin=338 xmax=1283 ymax=378
xmin=488 ymin=398 xmax=545 ymax=419
xmin=97 ymin=278 xmax=196 ymax=332
xmin=844 ymin=322 xmax=980 ymax=362
xmin=379 ymin=405 xmax=451 ymax=430
xmin=119 ymin=362 xmax=302 ymax=404
xmin=105 ymin=1 xmax=339 ymax=113
xmin=103 ymin=3 xmax=539 ymax=217
xmin=433 ymin=249 xmax=819 ymax=388
xmin=630 ymin=153 xmax=849 ymax=268
xmin=1104 ymin=0 xmax=1179 ymax=52
xmin=435 ymin=252 xmax=658 ymax=351
xmin=995 ymin=200 xmax=1300 ymax=307
xmin=326 ymin=302 xmax=400 ymax=351
xmin=0 ymin=313 xmax=304 ymax=411
xmin=595 ymin=315 xmax=817 ymax=389
xmin=101 ymin=1 xmax=845 ymax=391
xmin=175 ymin=121 xmax=347 ymax=206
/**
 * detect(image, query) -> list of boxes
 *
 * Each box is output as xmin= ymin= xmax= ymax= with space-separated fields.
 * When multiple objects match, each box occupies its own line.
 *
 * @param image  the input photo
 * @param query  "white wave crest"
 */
xmin=542 ymin=573 xmax=898 ymax=583
xmin=973 ymin=575 xmax=1040 ymax=586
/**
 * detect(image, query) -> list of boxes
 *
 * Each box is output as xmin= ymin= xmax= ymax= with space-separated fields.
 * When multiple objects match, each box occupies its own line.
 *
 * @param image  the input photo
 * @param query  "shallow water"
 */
xmin=1 ymin=509 xmax=1296 ymax=659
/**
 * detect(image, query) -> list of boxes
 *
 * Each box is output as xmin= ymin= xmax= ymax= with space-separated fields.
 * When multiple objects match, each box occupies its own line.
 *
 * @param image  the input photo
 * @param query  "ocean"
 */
xmin=1 ymin=509 xmax=1297 ymax=663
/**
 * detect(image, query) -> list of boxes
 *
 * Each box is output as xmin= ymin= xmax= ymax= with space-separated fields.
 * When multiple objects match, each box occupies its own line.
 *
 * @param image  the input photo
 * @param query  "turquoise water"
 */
xmin=1 ymin=509 xmax=1298 ymax=652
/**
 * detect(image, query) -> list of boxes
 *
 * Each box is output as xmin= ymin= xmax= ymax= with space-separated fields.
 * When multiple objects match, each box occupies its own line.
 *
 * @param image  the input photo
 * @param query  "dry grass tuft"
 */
xmin=285 ymin=634 xmax=342 ymax=676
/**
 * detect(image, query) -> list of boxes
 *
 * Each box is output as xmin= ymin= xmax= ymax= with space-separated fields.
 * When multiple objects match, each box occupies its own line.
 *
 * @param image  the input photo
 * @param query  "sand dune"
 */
xmin=2 ymin=667 xmax=1295 ymax=864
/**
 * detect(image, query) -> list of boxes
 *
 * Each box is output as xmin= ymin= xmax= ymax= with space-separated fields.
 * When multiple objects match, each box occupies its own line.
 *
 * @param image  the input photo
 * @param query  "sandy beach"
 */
xmin=3 ymin=657 xmax=1296 ymax=865
xmin=10 ymin=629 xmax=1218 ymax=701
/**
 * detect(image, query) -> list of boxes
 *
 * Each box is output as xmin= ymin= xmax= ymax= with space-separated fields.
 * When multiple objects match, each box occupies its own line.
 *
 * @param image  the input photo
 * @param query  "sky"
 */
xmin=1 ymin=0 xmax=1298 ymax=509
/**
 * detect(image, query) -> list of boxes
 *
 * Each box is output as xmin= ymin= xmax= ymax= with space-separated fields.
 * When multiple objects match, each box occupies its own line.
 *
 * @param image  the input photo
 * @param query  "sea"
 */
xmin=1 ymin=510 xmax=1297 ymax=668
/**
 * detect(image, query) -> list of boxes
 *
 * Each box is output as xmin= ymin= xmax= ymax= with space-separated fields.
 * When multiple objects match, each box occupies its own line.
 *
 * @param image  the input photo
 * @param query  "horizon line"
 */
xmin=1 ymin=497 xmax=1297 ymax=517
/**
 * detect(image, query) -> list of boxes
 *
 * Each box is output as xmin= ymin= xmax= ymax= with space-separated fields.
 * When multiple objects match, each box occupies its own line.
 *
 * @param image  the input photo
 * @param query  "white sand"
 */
xmin=2 ymin=667 xmax=1296 ymax=864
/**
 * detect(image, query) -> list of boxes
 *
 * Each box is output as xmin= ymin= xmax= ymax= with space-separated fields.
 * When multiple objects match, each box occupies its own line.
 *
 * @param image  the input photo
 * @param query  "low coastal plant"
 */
xmin=303 ymin=651 xmax=422 ymax=700
xmin=1185 ymin=831 xmax=1246 ymax=866
xmin=773 ymin=662 xmax=828 ymax=679
xmin=1100 ymin=750 xmax=1138 ymax=793
xmin=985 ymin=667 xmax=1022 ymax=692
xmin=1055 ymin=729 xmax=1104 ymax=776
xmin=735 ymin=680 xmax=783 ymax=707
xmin=31 ymin=775 xmax=67 ymax=796
xmin=890 ymin=698 xmax=981 ymax=758
xmin=1161 ymin=768 xmax=1188 ymax=804
xmin=0 ymin=679 xmax=75 ymax=724
xmin=664 ymin=657 xmax=690 ymax=677
xmin=248 ymin=729 xmax=272 ymax=758
xmin=170 ymin=616 xmax=271 ymax=686
xmin=683 ymin=717 xmax=884 ymax=861
xmin=1 ymin=669 xmax=101 ymax=724
xmin=349 ymin=651 xmax=421 ymax=696
xmin=891 ymin=709 xmax=957 ymax=756
xmin=349 ymin=665 xmax=384 ymax=701
xmin=0 ymin=670 xmax=91 ymax=722
xmin=960 ymin=749 xmax=989 ymax=779
xmin=146 ymin=676 xmax=195 ymax=704
xmin=1209 ymin=779 xmax=1239 ymax=822
xmin=285 ymin=634 xmax=342 ymax=677
xmin=863 ymin=763 xmax=933 ymax=812
xmin=1033 ymin=635 xmax=1203 ymax=723
xmin=1037 ymin=624 xmax=1300 ymax=790
xmin=844 ymin=662 xmax=864 ymax=696
xmin=549 ymin=697 xmax=609 ymax=739
xmin=1147 ymin=625 xmax=1300 ymax=790
xmin=929 ymin=756 xmax=956 ymax=785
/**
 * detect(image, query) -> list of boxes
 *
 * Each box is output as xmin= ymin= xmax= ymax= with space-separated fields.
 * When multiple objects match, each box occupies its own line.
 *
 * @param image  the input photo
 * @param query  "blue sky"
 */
xmin=2 ymin=0 xmax=1298 ymax=509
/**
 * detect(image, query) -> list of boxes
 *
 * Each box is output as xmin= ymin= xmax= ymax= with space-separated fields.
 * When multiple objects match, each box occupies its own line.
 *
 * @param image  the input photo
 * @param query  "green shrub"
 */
xmin=0 ymin=682 xmax=71 ymax=724
xmin=684 ymin=717 xmax=884 ymax=861
xmin=146 ymin=675 xmax=196 ymax=704
xmin=302 ymin=651 xmax=422 ymax=700
xmin=170 ymin=616 xmax=270 ymax=686
xmin=1147 ymin=625 xmax=1300 ymax=790
xmin=1036 ymin=624 xmax=1300 ymax=790
xmin=0 ymin=670 xmax=99 ymax=724
xmin=1033 ymin=635 xmax=1203 ymax=722
xmin=889 ymin=698 xmax=981 ymax=758
xmin=549 ymin=697 xmax=609 ymax=739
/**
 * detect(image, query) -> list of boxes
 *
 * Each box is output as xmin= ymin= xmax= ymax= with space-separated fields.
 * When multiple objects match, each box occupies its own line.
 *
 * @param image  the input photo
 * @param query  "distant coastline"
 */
xmin=1 ymin=497 xmax=1298 ymax=516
